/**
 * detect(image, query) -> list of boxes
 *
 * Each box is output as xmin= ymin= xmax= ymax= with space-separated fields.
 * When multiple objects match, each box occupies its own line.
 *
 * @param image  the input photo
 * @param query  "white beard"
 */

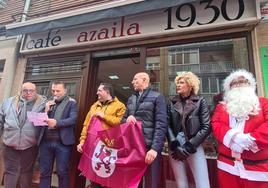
xmin=223 ymin=86 xmax=260 ymax=119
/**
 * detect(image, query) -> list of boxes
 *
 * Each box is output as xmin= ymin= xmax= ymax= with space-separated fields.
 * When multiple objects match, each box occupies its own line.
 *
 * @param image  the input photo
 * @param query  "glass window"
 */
xmin=24 ymin=55 xmax=83 ymax=100
xmin=201 ymin=77 xmax=210 ymax=93
xmin=146 ymin=37 xmax=250 ymax=111
xmin=210 ymin=77 xmax=218 ymax=93
xmin=26 ymin=56 xmax=83 ymax=78
xmin=0 ymin=0 xmax=7 ymax=9
xmin=146 ymin=37 xmax=251 ymax=161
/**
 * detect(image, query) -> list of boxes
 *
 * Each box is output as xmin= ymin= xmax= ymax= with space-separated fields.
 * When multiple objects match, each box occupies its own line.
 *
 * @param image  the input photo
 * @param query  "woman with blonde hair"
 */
xmin=167 ymin=71 xmax=211 ymax=188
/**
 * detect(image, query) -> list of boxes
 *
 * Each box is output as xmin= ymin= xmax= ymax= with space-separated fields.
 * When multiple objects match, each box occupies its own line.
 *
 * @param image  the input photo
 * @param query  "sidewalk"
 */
xmin=0 ymin=172 xmax=58 ymax=188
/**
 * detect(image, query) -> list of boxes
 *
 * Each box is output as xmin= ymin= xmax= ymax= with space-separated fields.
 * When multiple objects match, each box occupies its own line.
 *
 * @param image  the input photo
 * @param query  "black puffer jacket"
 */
xmin=167 ymin=94 xmax=211 ymax=151
xmin=122 ymin=88 xmax=167 ymax=152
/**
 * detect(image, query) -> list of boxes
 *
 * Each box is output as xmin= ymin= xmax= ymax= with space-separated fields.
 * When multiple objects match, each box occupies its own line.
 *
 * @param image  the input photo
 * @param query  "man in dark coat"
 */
xmin=122 ymin=72 xmax=167 ymax=188
xmin=38 ymin=81 xmax=78 ymax=188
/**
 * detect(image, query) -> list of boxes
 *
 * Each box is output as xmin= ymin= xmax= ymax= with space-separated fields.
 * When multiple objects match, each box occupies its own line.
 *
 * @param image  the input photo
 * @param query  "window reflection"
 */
xmin=146 ymin=38 xmax=250 ymax=158
xmin=146 ymin=38 xmax=250 ymax=110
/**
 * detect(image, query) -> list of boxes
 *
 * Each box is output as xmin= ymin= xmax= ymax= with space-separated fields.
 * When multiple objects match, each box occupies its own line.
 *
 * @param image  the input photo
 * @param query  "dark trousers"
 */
xmin=3 ymin=144 xmax=38 ymax=188
xmin=39 ymin=140 xmax=72 ymax=188
xmin=139 ymin=153 xmax=162 ymax=188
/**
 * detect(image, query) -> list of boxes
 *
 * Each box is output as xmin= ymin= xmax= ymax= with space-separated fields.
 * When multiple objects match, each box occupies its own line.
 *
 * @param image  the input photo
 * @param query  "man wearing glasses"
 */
xmin=0 ymin=82 xmax=46 ymax=188
xmin=212 ymin=69 xmax=268 ymax=188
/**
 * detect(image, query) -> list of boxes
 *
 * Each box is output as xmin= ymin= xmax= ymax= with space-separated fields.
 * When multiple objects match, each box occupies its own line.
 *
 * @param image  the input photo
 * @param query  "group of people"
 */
xmin=0 ymin=69 xmax=267 ymax=188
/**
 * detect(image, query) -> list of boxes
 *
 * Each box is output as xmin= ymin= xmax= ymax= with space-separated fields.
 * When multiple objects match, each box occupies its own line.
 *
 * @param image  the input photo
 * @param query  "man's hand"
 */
xmin=126 ymin=115 xmax=137 ymax=124
xmin=145 ymin=149 xmax=158 ymax=165
xmin=77 ymin=143 xmax=84 ymax=153
xmin=45 ymin=118 xmax=57 ymax=128
xmin=95 ymin=112 xmax=104 ymax=119
xmin=45 ymin=100 xmax=56 ymax=112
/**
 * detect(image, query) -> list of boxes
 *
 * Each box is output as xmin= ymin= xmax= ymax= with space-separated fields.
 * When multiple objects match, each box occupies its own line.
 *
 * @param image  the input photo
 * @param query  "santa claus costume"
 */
xmin=212 ymin=69 xmax=268 ymax=188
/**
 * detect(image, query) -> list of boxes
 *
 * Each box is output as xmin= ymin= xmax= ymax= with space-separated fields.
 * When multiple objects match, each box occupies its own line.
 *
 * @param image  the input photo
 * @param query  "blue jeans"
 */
xmin=39 ymin=140 xmax=72 ymax=188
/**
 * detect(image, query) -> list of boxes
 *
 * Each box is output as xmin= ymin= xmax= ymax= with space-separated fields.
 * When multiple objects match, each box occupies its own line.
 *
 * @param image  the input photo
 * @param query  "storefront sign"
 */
xmin=21 ymin=0 xmax=259 ymax=53
xmin=261 ymin=47 xmax=268 ymax=97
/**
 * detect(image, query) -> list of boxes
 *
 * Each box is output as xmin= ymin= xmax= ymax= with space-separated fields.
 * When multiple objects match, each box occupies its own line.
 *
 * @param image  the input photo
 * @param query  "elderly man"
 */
xmin=212 ymin=69 xmax=268 ymax=188
xmin=122 ymin=72 xmax=167 ymax=188
xmin=0 ymin=82 xmax=46 ymax=188
xmin=38 ymin=81 xmax=78 ymax=188
xmin=77 ymin=83 xmax=125 ymax=188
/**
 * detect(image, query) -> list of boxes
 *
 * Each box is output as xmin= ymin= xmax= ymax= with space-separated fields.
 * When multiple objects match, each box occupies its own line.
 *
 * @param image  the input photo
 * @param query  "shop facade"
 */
xmin=5 ymin=0 xmax=267 ymax=187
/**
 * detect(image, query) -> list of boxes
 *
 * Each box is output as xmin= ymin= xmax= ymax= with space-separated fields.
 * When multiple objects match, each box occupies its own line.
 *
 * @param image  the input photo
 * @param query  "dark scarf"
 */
xmin=51 ymin=95 xmax=70 ymax=121
xmin=17 ymin=96 xmax=36 ymax=126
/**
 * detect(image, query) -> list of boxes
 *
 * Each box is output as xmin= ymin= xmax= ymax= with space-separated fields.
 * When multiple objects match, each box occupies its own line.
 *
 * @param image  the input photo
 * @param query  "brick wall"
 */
xmin=0 ymin=0 xmax=24 ymax=24
xmin=256 ymin=22 xmax=268 ymax=47
xmin=0 ymin=0 xmax=120 ymax=25
xmin=27 ymin=0 xmax=118 ymax=19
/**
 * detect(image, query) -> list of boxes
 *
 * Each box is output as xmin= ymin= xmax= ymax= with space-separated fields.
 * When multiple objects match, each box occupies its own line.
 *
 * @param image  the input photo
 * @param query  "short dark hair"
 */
xmin=51 ymin=81 xmax=66 ymax=89
xmin=100 ymin=83 xmax=114 ymax=98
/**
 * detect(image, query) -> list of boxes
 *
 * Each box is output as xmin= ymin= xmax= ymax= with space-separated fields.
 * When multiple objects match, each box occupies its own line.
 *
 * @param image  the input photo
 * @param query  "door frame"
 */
xmin=72 ymin=47 xmax=147 ymax=188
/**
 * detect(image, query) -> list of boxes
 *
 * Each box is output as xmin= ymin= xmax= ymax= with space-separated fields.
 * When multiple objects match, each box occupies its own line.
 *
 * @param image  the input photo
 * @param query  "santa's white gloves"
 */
xmin=230 ymin=142 xmax=244 ymax=153
xmin=233 ymin=133 xmax=255 ymax=149
xmin=230 ymin=133 xmax=257 ymax=153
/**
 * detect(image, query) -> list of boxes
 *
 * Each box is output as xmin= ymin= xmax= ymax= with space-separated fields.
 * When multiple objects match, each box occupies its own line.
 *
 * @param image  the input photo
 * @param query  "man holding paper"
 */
xmin=38 ymin=81 xmax=78 ymax=188
xmin=0 ymin=82 xmax=46 ymax=188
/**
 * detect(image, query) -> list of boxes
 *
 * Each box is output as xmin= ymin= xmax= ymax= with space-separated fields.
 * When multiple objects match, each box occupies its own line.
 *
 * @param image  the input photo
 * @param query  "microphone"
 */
xmin=49 ymin=96 xmax=57 ymax=111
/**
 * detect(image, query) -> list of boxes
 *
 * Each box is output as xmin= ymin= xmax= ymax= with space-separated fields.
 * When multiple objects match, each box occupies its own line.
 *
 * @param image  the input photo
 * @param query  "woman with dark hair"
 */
xmin=167 ymin=71 xmax=211 ymax=188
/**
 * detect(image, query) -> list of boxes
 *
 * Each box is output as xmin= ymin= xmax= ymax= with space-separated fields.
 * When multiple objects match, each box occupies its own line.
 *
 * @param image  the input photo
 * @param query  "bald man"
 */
xmin=0 ymin=82 xmax=46 ymax=188
xmin=122 ymin=72 xmax=167 ymax=188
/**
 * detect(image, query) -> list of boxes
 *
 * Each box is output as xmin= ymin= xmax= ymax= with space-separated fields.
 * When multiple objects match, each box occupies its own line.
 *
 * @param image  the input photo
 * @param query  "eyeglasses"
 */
xmin=22 ymin=89 xmax=36 ymax=94
xmin=230 ymin=79 xmax=250 ymax=88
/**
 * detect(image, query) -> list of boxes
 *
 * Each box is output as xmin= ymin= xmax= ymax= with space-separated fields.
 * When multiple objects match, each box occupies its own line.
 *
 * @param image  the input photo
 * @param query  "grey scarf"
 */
xmin=53 ymin=96 xmax=70 ymax=121
xmin=17 ymin=96 xmax=36 ymax=126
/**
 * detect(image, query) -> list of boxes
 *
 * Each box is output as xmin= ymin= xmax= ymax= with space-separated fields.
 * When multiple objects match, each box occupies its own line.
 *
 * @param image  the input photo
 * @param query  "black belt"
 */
xmin=219 ymin=153 xmax=268 ymax=165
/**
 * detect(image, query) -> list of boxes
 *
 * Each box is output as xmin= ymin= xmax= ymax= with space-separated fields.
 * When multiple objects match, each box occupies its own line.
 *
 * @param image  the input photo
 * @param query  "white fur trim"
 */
xmin=223 ymin=69 xmax=256 ymax=92
xmin=217 ymin=160 xmax=268 ymax=181
xmin=223 ymin=129 xmax=240 ymax=147
xmin=248 ymin=134 xmax=256 ymax=141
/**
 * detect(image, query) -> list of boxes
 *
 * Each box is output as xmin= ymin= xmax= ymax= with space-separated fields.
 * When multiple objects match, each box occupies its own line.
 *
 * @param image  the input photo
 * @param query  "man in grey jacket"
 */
xmin=0 ymin=82 xmax=46 ymax=188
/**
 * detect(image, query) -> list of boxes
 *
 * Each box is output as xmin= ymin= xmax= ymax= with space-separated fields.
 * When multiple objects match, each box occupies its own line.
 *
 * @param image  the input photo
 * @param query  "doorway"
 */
xmin=93 ymin=48 xmax=144 ymax=104
xmin=71 ymin=48 xmax=146 ymax=188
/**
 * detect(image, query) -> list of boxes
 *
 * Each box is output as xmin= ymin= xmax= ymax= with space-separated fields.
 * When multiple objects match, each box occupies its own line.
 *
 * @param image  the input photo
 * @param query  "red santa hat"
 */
xmin=223 ymin=69 xmax=256 ymax=92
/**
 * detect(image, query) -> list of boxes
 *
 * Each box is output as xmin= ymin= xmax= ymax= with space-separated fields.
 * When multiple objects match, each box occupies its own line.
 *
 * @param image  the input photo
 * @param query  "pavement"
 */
xmin=0 ymin=171 xmax=58 ymax=188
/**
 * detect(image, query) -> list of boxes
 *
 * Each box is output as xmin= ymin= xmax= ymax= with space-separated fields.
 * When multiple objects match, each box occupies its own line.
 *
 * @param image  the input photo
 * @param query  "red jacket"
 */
xmin=212 ymin=97 xmax=268 ymax=181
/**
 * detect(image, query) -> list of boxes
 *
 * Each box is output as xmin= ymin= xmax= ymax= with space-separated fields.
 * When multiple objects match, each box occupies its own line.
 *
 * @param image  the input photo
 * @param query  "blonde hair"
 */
xmin=174 ymin=72 xmax=200 ymax=95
